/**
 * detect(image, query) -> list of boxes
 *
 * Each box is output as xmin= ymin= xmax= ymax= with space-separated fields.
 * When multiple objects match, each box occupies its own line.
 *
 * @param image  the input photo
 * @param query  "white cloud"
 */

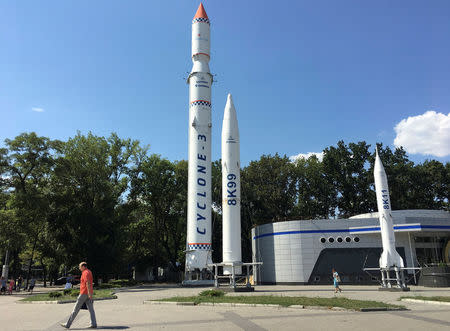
xmin=32 ymin=107 xmax=44 ymax=112
xmin=290 ymin=152 xmax=324 ymax=162
xmin=394 ymin=110 xmax=450 ymax=157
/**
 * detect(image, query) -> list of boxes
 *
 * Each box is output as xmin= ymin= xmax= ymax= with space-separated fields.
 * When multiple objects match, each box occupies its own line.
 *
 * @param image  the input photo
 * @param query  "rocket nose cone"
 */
xmin=194 ymin=3 xmax=209 ymax=19
xmin=374 ymin=148 xmax=385 ymax=174
xmin=223 ymin=94 xmax=238 ymax=131
xmin=226 ymin=93 xmax=234 ymax=107
xmin=224 ymin=93 xmax=236 ymax=115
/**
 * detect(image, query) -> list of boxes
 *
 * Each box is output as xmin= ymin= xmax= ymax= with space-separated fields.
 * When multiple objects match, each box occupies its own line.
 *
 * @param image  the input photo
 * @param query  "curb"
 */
xmin=401 ymin=298 xmax=450 ymax=306
xmin=143 ymin=301 xmax=401 ymax=312
xmin=359 ymin=307 xmax=406 ymax=312
xmin=143 ymin=301 xmax=283 ymax=308
xmin=143 ymin=301 xmax=195 ymax=306
xmin=18 ymin=295 xmax=118 ymax=304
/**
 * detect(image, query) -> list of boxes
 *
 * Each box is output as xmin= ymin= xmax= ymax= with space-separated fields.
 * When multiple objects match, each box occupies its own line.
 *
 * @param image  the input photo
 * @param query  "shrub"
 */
xmin=48 ymin=291 xmax=62 ymax=298
xmin=199 ymin=289 xmax=225 ymax=297
xmin=109 ymin=279 xmax=139 ymax=287
xmin=63 ymin=289 xmax=71 ymax=295
xmin=94 ymin=279 xmax=139 ymax=289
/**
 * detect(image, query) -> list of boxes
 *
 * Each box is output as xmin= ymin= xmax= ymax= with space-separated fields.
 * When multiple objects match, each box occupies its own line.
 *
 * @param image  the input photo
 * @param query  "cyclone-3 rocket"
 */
xmin=221 ymin=94 xmax=242 ymax=275
xmin=374 ymin=149 xmax=404 ymax=269
xmin=186 ymin=3 xmax=213 ymax=272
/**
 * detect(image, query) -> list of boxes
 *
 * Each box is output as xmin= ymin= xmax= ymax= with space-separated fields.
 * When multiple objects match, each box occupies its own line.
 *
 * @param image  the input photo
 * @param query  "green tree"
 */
xmin=323 ymin=141 xmax=373 ymax=218
xmin=240 ymin=154 xmax=297 ymax=261
xmin=293 ymin=155 xmax=336 ymax=219
xmin=211 ymin=160 xmax=223 ymax=264
xmin=0 ymin=133 xmax=60 ymax=285
xmin=127 ymin=155 xmax=187 ymax=270
xmin=49 ymin=132 xmax=141 ymax=278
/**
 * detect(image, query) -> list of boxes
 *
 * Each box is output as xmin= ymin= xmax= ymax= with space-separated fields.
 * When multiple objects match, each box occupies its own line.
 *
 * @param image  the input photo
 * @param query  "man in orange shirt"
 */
xmin=61 ymin=262 xmax=97 ymax=329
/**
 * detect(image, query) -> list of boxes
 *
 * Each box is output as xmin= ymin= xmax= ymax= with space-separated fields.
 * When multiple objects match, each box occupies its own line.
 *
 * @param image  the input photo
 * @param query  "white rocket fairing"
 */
xmin=221 ymin=94 xmax=242 ymax=275
xmin=186 ymin=3 xmax=213 ymax=272
xmin=374 ymin=149 xmax=404 ymax=269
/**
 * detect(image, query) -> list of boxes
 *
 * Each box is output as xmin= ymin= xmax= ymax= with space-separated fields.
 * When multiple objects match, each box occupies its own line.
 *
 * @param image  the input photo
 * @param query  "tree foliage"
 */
xmin=0 ymin=132 xmax=447 ymax=280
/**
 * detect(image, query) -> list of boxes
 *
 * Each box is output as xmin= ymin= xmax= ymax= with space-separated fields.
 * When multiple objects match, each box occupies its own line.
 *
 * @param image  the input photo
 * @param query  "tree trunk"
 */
xmin=40 ymin=257 xmax=47 ymax=287
xmin=25 ymin=234 xmax=38 ymax=289
xmin=13 ymin=250 xmax=19 ymax=280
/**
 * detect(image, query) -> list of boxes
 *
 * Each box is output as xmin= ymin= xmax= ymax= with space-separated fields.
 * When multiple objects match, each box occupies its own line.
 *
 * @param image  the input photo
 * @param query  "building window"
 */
xmin=328 ymin=237 xmax=335 ymax=243
xmin=354 ymin=237 xmax=360 ymax=243
xmin=345 ymin=237 xmax=351 ymax=243
xmin=337 ymin=237 xmax=343 ymax=243
xmin=320 ymin=237 xmax=326 ymax=243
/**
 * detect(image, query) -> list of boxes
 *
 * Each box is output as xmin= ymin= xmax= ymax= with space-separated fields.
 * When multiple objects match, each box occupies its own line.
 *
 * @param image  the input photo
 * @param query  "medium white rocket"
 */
xmin=374 ymin=148 xmax=404 ymax=269
xmin=221 ymin=94 xmax=242 ymax=274
xmin=186 ymin=3 xmax=213 ymax=272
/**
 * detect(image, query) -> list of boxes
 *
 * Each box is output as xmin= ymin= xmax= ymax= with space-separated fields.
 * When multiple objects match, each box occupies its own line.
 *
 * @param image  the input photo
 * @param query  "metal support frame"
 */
xmin=364 ymin=266 xmax=420 ymax=290
xmin=408 ymin=232 xmax=418 ymax=284
xmin=208 ymin=262 xmax=263 ymax=290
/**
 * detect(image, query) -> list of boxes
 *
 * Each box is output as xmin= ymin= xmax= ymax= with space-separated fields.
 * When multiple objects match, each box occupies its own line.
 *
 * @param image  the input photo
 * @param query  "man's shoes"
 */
xmin=60 ymin=323 xmax=69 ymax=329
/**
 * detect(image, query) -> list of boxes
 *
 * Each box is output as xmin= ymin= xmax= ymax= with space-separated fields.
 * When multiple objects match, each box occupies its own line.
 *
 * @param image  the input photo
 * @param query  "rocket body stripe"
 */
xmin=192 ymin=53 xmax=210 ymax=58
xmin=221 ymin=94 xmax=242 ymax=275
xmin=374 ymin=149 xmax=404 ymax=269
xmin=186 ymin=3 xmax=213 ymax=271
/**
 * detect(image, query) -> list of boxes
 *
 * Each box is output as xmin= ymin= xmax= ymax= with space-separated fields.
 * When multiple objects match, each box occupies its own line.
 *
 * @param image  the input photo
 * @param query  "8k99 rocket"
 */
xmin=185 ymin=3 xmax=213 ymax=274
xmin=221 ymin=94 xmax=242 ymax=275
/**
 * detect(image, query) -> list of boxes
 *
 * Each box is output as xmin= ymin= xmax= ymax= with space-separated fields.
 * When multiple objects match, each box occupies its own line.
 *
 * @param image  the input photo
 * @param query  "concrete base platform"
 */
xmin=379 ymin=287 xmax=410 ymax=292
xmin=181 ymin=280 xmax=215 ymax=287
xmin=220 ymin=286 xmax=255 ymax=292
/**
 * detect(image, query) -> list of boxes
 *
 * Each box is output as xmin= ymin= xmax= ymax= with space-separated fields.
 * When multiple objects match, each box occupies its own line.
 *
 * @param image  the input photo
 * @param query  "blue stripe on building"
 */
xmin=253 ymin=225 xmax=450 ymax=240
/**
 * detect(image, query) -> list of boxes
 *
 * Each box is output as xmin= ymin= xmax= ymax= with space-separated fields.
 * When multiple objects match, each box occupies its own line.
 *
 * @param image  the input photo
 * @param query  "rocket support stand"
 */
xmin=208 ymin=262 xmax=263 ymax=292
xmin=182 ymin=249 xmax=215 ymax=287
xmin=364 ymin=266 xmax=422 ymax=291
xmin=379 ymin=267 xmax=410 ymax=292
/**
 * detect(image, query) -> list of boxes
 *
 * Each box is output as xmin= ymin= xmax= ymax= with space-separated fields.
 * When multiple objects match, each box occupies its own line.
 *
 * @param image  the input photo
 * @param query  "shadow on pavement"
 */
xmin=70 ymin=327 xmax=129 ymax=330
xmin=114 ymin=285 xmax=181 ymax=293
xmin=255 ymin=289 xmax=351 ymax=293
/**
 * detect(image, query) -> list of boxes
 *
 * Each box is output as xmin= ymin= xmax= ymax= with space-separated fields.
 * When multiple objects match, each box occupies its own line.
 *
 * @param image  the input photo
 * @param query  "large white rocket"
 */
xmin=221 ymin=94 xmax=242 ymax=275
xmin=186 ymin=3 xmax=213 ymax=272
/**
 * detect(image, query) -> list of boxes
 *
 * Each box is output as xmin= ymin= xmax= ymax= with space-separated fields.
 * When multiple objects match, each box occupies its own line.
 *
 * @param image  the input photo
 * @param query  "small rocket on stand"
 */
xmin=374 ymin=148 xmax=408 ymax=290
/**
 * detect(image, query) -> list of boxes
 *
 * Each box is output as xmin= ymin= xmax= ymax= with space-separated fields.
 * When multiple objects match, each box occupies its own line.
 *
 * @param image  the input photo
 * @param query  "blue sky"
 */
xmin=2 ymin=0 xmax=449 ymax=165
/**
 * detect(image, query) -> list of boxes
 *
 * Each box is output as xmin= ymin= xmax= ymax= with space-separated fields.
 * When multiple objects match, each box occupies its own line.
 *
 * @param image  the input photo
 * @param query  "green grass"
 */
xmin=157 ymin=295 xmax=404 ymax=310
xmin=401 ymin=296 xmax=450 ymax=303
xmin=20 ymin=289 xmax=116 ymax=302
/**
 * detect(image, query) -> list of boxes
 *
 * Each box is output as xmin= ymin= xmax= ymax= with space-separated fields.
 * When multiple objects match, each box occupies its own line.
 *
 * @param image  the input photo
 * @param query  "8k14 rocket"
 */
xmin=221 ymin=94 xmax=242 ymax=275
xmin=185 ymin=3 xmax=213 ymax=274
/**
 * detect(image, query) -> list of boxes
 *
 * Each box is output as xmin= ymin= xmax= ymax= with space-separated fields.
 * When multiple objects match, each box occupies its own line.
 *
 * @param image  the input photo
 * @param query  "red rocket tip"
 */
xmin=194 ymin=3 xmax=208 ymax=19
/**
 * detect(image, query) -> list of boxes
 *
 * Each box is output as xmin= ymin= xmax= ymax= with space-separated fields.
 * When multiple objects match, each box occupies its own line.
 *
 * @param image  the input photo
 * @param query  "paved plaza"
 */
xmin=1 ymin=284 xmax=449 ymax=330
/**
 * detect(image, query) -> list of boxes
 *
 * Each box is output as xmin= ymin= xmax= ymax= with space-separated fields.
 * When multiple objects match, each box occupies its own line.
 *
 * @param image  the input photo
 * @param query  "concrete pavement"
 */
xmin=1 ymin=284 xmax=449 ymax=330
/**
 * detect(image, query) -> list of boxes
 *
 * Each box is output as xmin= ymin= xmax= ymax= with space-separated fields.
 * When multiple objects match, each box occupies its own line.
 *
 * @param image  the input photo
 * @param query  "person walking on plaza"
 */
xmin=332 ymin=268 xmax=342 ymax=293
xmin=0 ymin=276 xmax=6 ymax=294
xmin=8 ymin=278 xmax=15 ymax=294
xmin=61 ymin=262 xmax=97 ymax=329
xmin=28 ymin=276 xmax=36 ymax=294
xmin=17 ymin=275 xmax=23 ymax=292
